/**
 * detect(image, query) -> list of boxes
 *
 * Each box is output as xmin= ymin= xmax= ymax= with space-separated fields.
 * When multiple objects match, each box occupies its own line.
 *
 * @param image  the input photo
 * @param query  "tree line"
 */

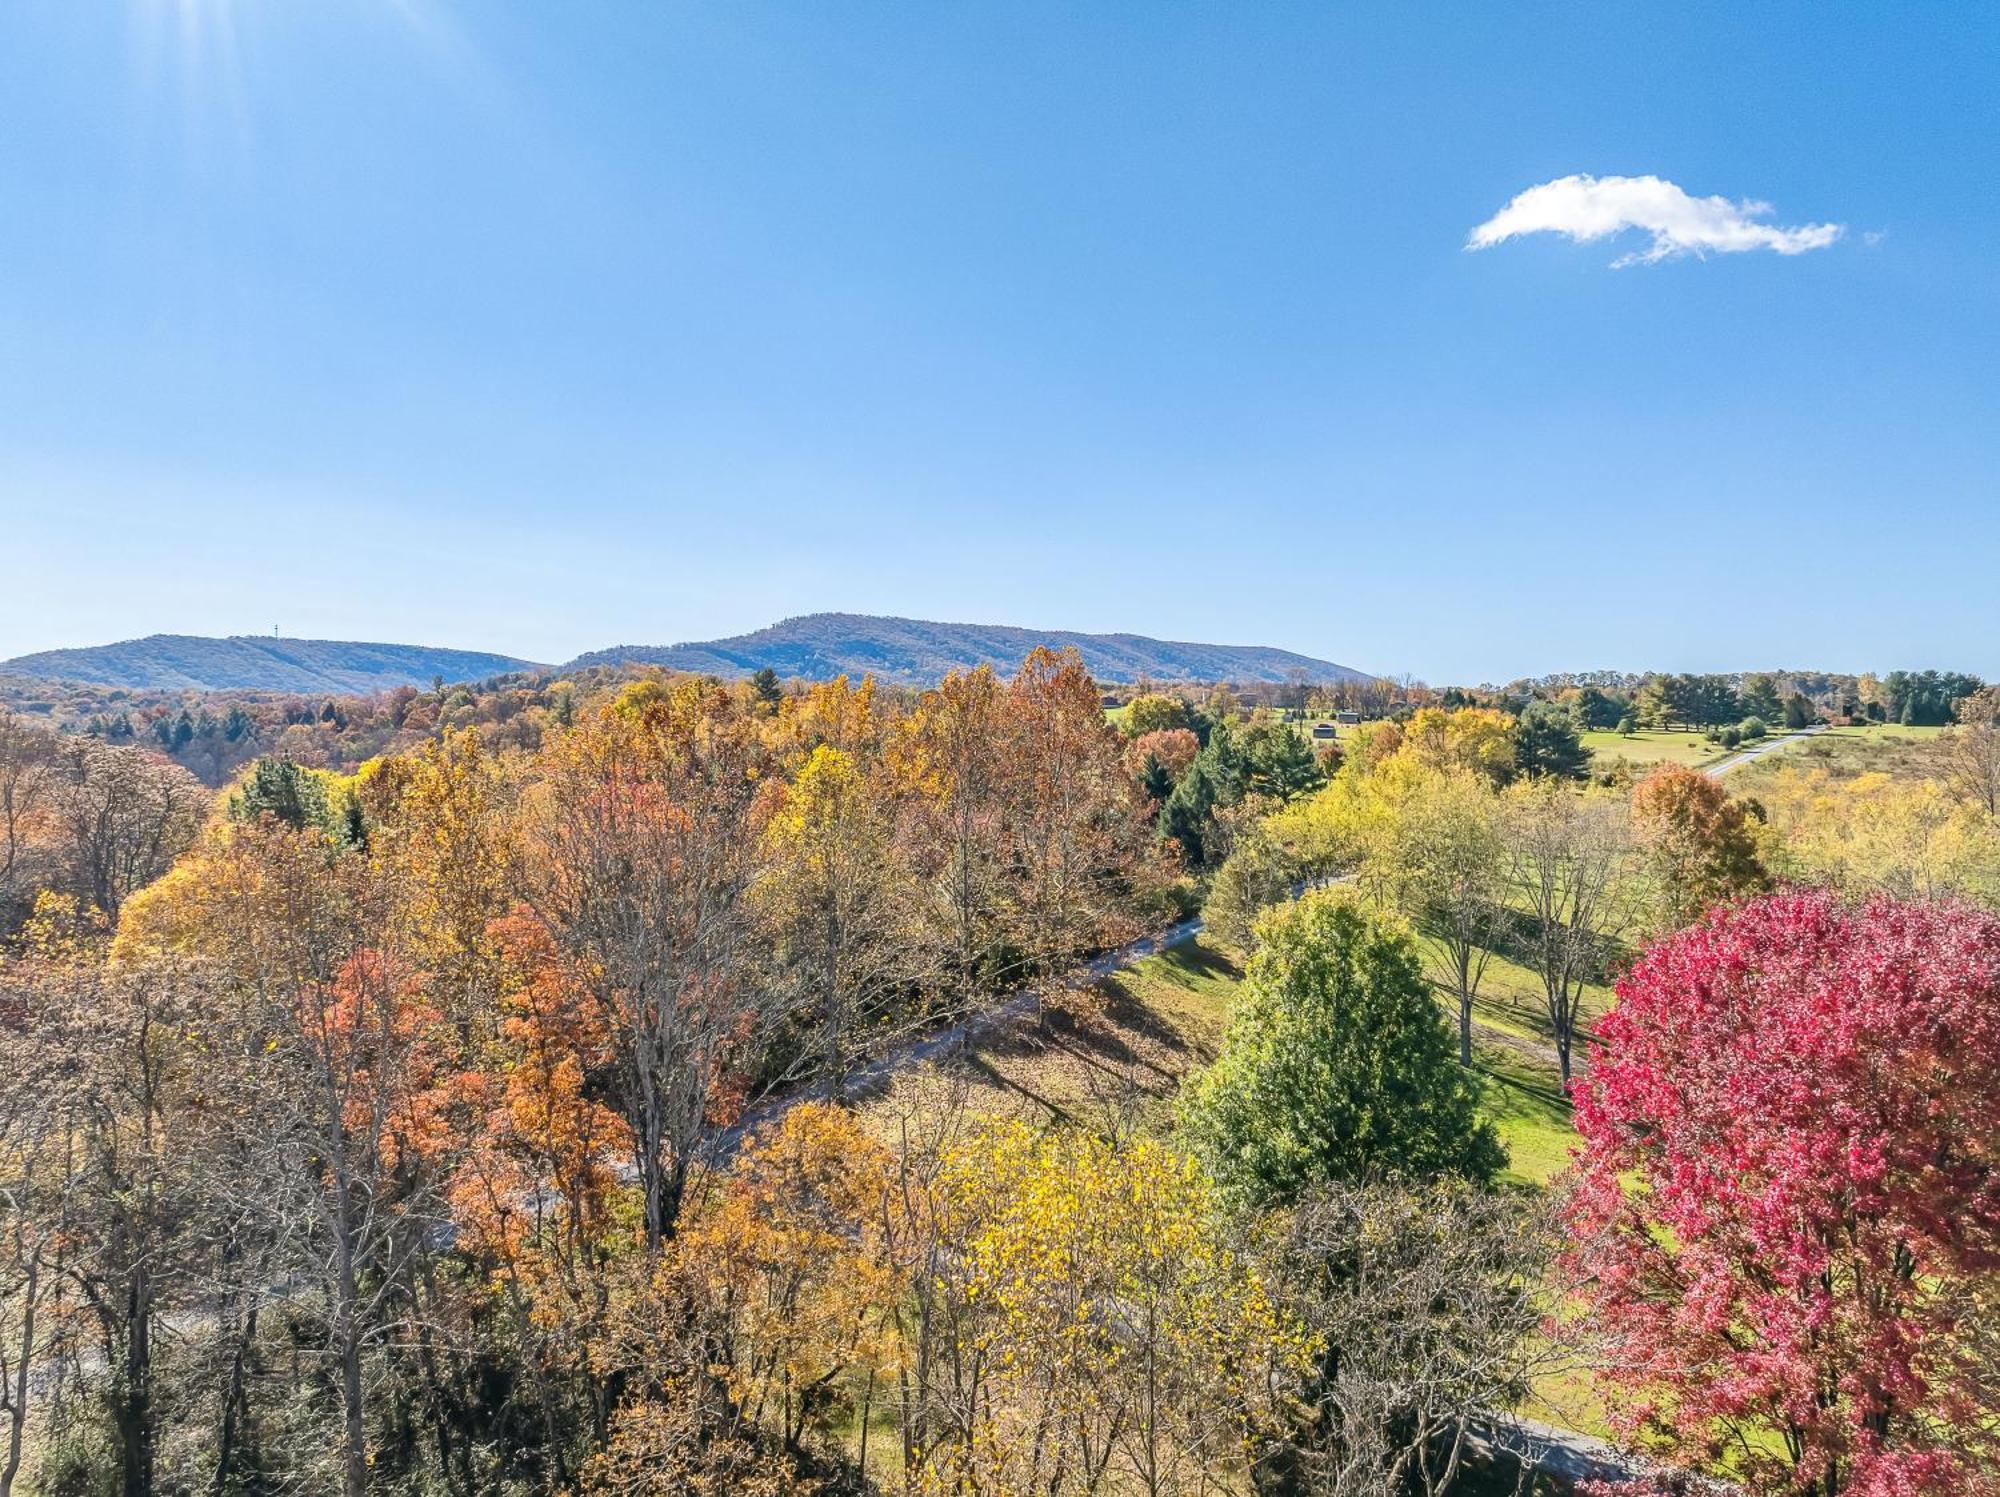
xmin=3 ymin=667 xmax=1999 ymax=1495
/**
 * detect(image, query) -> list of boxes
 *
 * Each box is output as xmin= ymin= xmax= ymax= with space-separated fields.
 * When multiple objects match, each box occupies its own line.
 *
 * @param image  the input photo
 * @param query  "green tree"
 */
xmin=1138 ymin=751 xmax=1177 ymax=803
xmin=229 ymin=757 xmax=332 ymax=832
xmin=1158 ymin=721 xmax=1247 ymax=866
xmin=1179 ymin=891 xmax=1503 ymax=1208
xmin=1738 ymin=673 xmax=1784 ymax=723
xmin=1568 ymin=687 xmax=1627 ymax=731
xmin=1123 ymin=692 xmax=1191 ymax=738
xmin=1242 ymin=721 xmax=1326 ymax=802
xmin=1159 ymin=756 xmax=1226 ymax=865
xmin=749 ymin=667 xmax=783 ymax=711
xmin=1783 ymin=693 xmax=1813 ymax=730
xmin=1513 ymin=702 xmax=1590 ymax=780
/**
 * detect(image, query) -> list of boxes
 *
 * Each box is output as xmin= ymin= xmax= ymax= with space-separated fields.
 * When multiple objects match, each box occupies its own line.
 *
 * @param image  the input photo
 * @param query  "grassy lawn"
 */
xmin=869 ymin=927 xmax=1591 ymax=1190
xmin=1105 ymin=702 xmax=1387 ymax=746
xmin=1581 ymin=727 xmax=1726 ymax=771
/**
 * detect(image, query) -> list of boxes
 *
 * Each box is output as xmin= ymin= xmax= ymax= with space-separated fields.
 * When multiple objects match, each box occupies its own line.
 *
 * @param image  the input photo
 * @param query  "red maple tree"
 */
xmin=1565 ymin=890 xmax=2000 ymax=1497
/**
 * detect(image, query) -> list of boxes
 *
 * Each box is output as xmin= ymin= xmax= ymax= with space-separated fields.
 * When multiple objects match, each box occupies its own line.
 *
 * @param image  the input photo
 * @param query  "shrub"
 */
xmin=1178 ymin=891 xmax=1503 ymax=1207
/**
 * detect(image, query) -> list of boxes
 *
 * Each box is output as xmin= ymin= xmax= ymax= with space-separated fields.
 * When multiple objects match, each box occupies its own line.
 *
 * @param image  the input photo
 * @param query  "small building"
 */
xmin=1335 ymin=710 xmax=1362 ymax=726
xmin=1310 ymin=723 xmax=1338 ymax=741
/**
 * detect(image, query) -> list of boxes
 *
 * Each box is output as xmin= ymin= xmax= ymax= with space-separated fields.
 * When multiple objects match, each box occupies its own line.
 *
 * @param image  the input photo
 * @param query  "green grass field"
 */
xmin=871 ymin=925 xmax=1590 ymax=1188
xmin=1580 ymin=727 xmax=1726 ymax=771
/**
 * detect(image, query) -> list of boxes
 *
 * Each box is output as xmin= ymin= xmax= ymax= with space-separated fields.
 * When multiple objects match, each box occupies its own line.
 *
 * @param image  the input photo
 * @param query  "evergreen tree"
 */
xmin=1179 ymin=892 xmax=1503 ymax=1207
xmin=1241 ymin=721 xmax=1325 ymax=801
xmin=230 ymin=757 xmax=332 ymax=832
xmin=1514 ymin=701 xmax=1590 ymax=780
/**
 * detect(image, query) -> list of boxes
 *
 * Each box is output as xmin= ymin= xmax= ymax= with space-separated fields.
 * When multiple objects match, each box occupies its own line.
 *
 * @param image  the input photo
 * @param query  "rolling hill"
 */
xmin=2 ymin=616 xmax=1368 ymax=694
xmin=0 ymin=636 xmax=543 ymax=694
xmin=565 ymin=613 xmax=1368 ymax=686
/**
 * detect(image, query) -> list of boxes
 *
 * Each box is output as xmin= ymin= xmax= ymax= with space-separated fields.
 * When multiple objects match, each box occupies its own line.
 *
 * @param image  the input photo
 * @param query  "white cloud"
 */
xmin=1468 ymin=173 xmax=1843 ymax=267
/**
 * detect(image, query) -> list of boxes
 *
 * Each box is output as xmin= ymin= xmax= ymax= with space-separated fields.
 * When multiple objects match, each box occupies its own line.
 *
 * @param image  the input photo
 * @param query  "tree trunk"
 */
xmin=1 ymin=1256 xmax=36 ymax=1497
xmin=117 ymin=1267 xmax=154 ymax=1497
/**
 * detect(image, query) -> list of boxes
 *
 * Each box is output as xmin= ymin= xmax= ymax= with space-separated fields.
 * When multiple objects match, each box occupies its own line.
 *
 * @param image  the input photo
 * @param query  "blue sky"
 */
xmin=2 ymin=2 xmax=1995 ymax=682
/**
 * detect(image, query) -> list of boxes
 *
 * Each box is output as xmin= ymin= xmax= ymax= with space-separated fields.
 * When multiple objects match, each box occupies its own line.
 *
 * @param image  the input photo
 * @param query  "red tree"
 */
xmin=1565 ymin=891 xmax=2000 ymax=1497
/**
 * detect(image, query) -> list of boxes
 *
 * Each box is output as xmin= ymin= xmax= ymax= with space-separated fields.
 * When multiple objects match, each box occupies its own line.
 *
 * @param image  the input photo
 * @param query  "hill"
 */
xmin=0 ymin=635 xmax=543 ymax=694
xmin=566 ymin=613 xmax=1367 ymax=685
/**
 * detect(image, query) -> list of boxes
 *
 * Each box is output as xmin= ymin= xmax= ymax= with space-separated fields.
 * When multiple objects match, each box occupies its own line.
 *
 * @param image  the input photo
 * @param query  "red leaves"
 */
xmin=1566 ymin=891 xmax=2000 ymax=1495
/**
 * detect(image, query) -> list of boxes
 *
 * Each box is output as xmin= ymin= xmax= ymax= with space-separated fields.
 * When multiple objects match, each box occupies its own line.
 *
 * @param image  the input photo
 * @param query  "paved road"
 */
xmin=1705 ymin=723 xmax=1825 ymax=777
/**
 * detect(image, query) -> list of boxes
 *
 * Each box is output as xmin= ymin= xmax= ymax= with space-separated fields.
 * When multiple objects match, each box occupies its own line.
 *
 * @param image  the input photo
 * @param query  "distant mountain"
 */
xmin=565 ymin=614 xmax=1368 ymax=686
xmin=0 ymin=635 xmax=543 ymax=694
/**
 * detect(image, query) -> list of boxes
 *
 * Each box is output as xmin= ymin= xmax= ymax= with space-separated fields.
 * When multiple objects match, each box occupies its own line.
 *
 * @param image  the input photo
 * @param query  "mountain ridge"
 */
xmin=0 ymin=616 xmax=1370 ymax=692
xmin=563 ymin=613 xmax=1368 ymax=686
xmin=0 ymin=635 xmax=543 ymax=694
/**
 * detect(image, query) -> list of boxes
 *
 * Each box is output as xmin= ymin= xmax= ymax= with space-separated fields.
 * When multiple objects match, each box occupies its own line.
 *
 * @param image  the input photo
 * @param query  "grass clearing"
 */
xmin=1581 ymin=728 xmax=1725 ymax=771
xmin=869 ymin=924 xmax=1590 ymax=1192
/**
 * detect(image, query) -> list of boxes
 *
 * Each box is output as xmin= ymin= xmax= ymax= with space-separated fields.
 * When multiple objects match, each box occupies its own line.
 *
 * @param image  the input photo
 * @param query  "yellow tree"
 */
xmin=378 ymin=730 xmax=516 ymax=1040
xmin=1767 ymin=768 xmax=2000 ymax=906
xmin=914 ymin=1122 xmax=1299 ymax=1496
xmin=1398 ymin=707 xmax=1517 ymax=787
xmin=891 ymin=666 xmax=1012 ymax=1014
xmin=678 ymin=1104 xmax=902 ymax=1463
xmin=1351 ymin=763 xmax=1510 ymax=1066
xmin=759 ymin=743 xmax=919 ymax=1095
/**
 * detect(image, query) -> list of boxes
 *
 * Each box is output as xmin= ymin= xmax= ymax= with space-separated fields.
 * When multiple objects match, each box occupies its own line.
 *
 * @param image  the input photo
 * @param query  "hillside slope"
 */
xmin=0 ymin=635 xmax=542 ymax=693
xmin=567 ymin=613 xmax=1366 ymax=685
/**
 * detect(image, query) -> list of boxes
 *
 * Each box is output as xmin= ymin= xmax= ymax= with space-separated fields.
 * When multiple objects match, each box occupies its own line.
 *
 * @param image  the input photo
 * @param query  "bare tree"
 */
xmin=1504 ymin=781 xmax=1638 ymax=1084
xmin=47 ymin=741 xmax=205 ymax=920
xmin=1942 ymin=685 xmax=2000 ymax=817
xmin=0 ymin=957 xmax=208 ymax=1497
xmin=1269 ymin=1178 xmax=1567 ymax=1497
xmin=0 ymin=716 xmax=53 ymax=918
xmin=0 ymin=968 xmax=80 ymax=1497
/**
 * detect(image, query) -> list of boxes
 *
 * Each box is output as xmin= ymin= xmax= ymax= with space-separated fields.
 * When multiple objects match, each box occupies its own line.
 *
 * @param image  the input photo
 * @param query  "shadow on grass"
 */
xmin=1474 ymin=1057 xmax=1572 ymax=1115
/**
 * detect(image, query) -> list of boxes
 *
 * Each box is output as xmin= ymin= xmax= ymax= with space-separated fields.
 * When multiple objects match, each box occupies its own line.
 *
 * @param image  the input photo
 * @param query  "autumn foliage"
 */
xmin=1567 ymin=891 xmax=2000 ymax=1496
